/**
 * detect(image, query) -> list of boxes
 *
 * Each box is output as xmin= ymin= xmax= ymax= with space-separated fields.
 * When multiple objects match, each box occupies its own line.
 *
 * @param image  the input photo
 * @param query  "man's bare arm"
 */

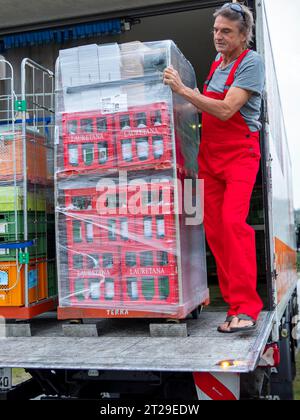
xmin=163 ymin=67 xmax=252 ymax=120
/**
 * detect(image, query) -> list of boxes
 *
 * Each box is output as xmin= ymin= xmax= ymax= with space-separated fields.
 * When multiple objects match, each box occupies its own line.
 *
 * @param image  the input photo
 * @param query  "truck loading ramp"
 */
xmin=0 ymin=311 xmax=274 ymax=374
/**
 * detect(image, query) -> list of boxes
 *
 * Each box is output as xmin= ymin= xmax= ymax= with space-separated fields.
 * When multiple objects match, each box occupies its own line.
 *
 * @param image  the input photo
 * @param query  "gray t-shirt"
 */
xmin=207 ymin=50 xmax=265 ymax=132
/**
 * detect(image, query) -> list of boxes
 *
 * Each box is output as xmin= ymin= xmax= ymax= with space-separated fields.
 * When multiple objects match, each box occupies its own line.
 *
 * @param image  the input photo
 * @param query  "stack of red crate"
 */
xmin=114 ymin=102 xmax=173 ymax=170
xmin=63 ymin=197 xmax=124 ymax=305
xmin=68 ymin=245 xmax=121 ymax=306
xmin=64 ymin=181 xmax=176 ymax=245
xmin=111 ymin=180 xmax=178 ymax=306
xmin=62 ymin=110 xmax=116 ymax=174
xmin=62 ymin=176 xmax=178 ymax=307
xmin=60 ymin=102 xmax=180 ymax=310
xmin=61 ymin=102 xmax=173 ymax=176
xmin=121 ymin=245 xmax=178 ymax=305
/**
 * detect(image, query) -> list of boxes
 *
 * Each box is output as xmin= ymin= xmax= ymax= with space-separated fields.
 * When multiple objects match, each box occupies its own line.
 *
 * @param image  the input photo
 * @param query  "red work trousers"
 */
xmin=199 ymin=137 xmax=263 ymax=320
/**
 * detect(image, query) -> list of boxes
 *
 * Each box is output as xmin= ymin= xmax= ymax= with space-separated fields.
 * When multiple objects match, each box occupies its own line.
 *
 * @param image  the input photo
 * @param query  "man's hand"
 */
xmin=163 ymin=66 xmax=186 ymax=95
xmin=163 ymin=68 xmax=252 ymax=121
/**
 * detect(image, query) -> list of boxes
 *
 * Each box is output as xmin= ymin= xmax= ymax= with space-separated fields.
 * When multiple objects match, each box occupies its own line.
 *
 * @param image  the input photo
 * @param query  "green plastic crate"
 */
xmin=47 ymin=260 xmax=58 ymax=297
xmin=0 ymin=211 xmax=47 ymax=235
xmin=0 ymin=187 xmax=46 ymax=212
xmin=0 ymin=233 xmax=47 ymax=261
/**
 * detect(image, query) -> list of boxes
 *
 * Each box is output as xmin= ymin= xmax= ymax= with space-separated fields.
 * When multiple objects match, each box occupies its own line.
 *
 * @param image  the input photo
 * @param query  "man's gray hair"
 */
xmin=214 ymin=3 xmax=254 ymax=47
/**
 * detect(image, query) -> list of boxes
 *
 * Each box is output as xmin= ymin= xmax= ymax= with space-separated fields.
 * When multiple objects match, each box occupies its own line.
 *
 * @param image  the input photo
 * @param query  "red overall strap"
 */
xmin=204 ymin=56 xmax=223 ymax=92
xmin=224 ymin=49 xmax=250 ymax=90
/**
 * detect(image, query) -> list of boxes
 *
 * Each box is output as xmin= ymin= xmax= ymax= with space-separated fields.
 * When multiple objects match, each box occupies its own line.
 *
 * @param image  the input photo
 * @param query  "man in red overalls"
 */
xmin=163 ymin=3 xmax=265 ymax=333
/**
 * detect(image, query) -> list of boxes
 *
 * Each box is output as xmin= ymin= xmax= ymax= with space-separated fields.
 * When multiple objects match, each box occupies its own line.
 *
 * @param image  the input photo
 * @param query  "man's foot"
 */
xmin=230 ymin=314 xmax=257 ymax=333
xmin=217 ymin=316 xmax=238 ymax=334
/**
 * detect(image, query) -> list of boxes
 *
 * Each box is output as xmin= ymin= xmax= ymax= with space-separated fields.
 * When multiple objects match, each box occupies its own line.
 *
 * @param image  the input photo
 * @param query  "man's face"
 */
xmin=213 ymin=16 xmax=246 ymax=54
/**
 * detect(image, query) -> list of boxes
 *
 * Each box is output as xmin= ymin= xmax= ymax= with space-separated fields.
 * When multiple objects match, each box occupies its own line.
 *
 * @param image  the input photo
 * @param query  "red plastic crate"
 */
xmin=114 ymin=102 xmax=173 ymax=170
xmin=64 ymin=187 xmax=99 ymax=214
xmin=65 ymin=213 xmax=102 ymax=250
xmin=65 ymin=212 xmax=136 ymax=249
xmin=62 ymin=110 xmax=115 ymax=173
xmin=68 ymin=246 xmax=120 ymax=275
xmin=134 ymin=214 xmax=176 ymax=247
xmin=118 ymin=180 xmax=175 ymax=216
xmin=69 ymin=274 xmax=122 ymax=306
xmin=68 ymin=246 xmax=122 ymax=305
xmin=63 ymin=179 xmax=175 ymax=216
xmin=121 ymin=245 xmax=178 ymax=305
xmin=65 ymin=212 xmax=176 ymax=252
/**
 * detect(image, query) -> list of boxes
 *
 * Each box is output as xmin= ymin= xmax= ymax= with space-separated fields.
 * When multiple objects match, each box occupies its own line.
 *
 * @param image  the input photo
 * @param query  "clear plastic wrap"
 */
xmin=55 ymin=40 xmax=208 ymax=319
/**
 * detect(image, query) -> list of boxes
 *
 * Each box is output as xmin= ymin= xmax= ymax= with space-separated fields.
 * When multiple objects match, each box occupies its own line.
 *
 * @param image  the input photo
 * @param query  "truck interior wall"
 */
xmin=4 ymin=8 xmax=216 ymax=93
xmin=0 ymin=0 xmax=221 ymax=33
xmin=2 ymin=4 xmax=269 ymax=309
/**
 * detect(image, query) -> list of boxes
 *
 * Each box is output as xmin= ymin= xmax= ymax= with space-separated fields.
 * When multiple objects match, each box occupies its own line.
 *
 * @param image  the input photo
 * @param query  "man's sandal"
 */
xmin=217 ymin=315 xmax=237 ymax=334
xmin=229 ymin=314 xmax=257 ymax=333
